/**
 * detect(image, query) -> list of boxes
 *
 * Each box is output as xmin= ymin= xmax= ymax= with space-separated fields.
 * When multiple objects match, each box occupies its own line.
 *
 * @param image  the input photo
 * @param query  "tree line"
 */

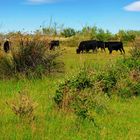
xmin=0 ymin=24 xmax=140 ymax=43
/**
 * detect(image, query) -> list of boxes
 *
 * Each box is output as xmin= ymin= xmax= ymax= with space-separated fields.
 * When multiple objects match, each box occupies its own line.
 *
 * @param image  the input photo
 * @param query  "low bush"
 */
xmin=54 ymin=68 xmax=93 ymax=108
xmin=117 ymin=69 xmax=140 ymax=98
xmin=6 ymin=90 xmax=38 ymax=123
xmin=117 ymin=79 xmax=140 ymax=98
xmin=95 ymin=70 xmax=118 ymax=94
xmin=54 ymin=68 xmax=109 ymax=123
xmin=118 ymin=46 xmax=140 ymax=70
xmin=114 ymin=45 xmax=140 ymax=98
xmin=72 ymin=91 xmax=108 ymax=121
xmin=61 ymin=28 xmax=76 ymax=38
xmin=130 ymin=42 xmax=140 ymax=60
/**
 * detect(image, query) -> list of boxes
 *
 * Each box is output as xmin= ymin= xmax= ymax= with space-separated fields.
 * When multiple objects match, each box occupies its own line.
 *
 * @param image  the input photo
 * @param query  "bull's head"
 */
xmin=76 ymin=48 xmax=80 ymax=54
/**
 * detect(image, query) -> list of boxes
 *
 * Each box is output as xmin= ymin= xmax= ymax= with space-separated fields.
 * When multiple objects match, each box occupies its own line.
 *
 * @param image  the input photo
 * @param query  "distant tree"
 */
xmin=82 ymin=26 xmax=92 ymax=33
xmin=96 ymin=29 xmax=112 ymax=41
xmin=118 ymin=30 xmax=136 ymax=42
xmin=91 ymin=26 xmax=98 ymax=39
xmin=61 ymin=28 xmax=76 ymax=37
xmin=80 ymin=26 xmax=98 ymax=40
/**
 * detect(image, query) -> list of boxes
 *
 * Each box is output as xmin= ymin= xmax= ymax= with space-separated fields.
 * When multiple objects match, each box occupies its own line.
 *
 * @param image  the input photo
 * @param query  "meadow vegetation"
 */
xmin=0 ymin=26 xmax=140 ymax=139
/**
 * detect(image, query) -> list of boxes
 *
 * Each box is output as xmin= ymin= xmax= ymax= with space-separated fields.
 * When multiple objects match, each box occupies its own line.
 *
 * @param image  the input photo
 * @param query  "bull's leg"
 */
xmin=101 ymin=48 xmax=103 ymax=52
xmin=122 ymin=48 xmax=125 ymax=54
xmin=109 ymin=49 xmax=112 ymax=54
xmin=102 ymin=47 xmax=106 ymax=52
xmin=86 ymin=49 xmax=89 ymax=53
xmin=76 ymin=49 xmax=80 ymax=54
xmin=94 ymin=47 xmax=98 ymax=53
xmin=119 ymin=49 xmax=123 ymax=54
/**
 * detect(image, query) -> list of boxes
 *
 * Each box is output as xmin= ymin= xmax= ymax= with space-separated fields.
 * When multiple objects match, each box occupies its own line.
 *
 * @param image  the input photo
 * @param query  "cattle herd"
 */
xmin=76 ymin=40 xmax=125 ymax=54
xmin=0 ymin=39 xmax=125 ymax=55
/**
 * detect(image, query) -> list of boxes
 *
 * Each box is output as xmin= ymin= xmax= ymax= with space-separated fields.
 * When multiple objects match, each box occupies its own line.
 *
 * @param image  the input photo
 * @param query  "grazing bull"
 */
xmin=3 ymin=40 xmax=11 ymax=53
xmin=50 ymin=40 xmax=59 ymax=50
xmin=105 ymin=42 xmax=125 ymax=54
xmin=76 ymin=40 xmax=97 ymax=54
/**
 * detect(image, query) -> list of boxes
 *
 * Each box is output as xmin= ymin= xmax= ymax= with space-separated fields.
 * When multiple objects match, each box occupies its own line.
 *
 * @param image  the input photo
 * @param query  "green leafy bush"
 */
xmin=114 ymin=45 xmax=140 ymax=98
xmin=54 ymin=68 xmax=109 ymax=123
xmin=118 ymin=30 xmax=136 ymax=43
xmin=54 ymin=68 xmax=93 ymax=108
xmin=72 ymin=91 xmax=108 ymax=121
xmin=61 ymin=28 xmax=76 ymax=38
xmin=117 ymin=45 xmax=140 ymax=70
xmin=117 ymin=79 xmax=140 ymax=98
xmin=94 ymin=65 xmax=122 ymax=94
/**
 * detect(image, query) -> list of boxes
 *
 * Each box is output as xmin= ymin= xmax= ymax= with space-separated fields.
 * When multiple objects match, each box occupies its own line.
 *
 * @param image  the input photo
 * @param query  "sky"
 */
xmin=0 ymin=0 xmax=140 ymax=33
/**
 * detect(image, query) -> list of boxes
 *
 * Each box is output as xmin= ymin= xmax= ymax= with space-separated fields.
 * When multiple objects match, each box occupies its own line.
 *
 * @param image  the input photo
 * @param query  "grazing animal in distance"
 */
xmin=3 ymin=39 xmax=11 ymax=53
xmin=49 ymin=40 xmax=59 ymax=50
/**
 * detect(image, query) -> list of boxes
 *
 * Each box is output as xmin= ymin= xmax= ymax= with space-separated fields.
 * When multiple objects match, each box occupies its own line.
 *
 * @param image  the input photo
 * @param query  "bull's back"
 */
xmin=78 ymin=40 xmax=97 ymax=52
xmin=107 ymin=42 xmax=123 ymax=49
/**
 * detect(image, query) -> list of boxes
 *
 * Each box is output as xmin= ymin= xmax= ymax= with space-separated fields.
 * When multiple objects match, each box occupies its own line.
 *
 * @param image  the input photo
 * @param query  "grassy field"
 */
xmin=0 ymin=46 xmax=140 ymax=140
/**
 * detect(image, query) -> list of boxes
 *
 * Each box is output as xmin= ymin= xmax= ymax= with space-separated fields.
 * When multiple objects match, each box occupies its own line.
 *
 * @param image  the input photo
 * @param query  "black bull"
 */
xmin=76 ymin=40 xmax=105 ymax=54
xmin=105 ymin=42 xmax=125 ymax=54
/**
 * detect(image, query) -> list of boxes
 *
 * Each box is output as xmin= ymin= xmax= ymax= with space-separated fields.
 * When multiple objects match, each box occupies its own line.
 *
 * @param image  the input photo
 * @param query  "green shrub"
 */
xmin=72 ymin=91 xmax=108 ymax=121
xmin=61 ymin=28 xmax=76 ymax=38
xmin=118 ymin=58 xmax=137 ymax=69
xmin=129 ymin=46 xmax=140 ymax=60
xmin=94 ymin=66 xmax=121 ymax=94
xmin=117 ymin=79 xmax=140 ymax=98
xmin=115 ymin=46 xmax=140 ymax=98
xmin=117 ymin=46 xmax=140 ymax=70
xmin=54 ymin=68 xmax=93 ymax=108
xmin=118 ymin=30 xmax=136 ymax=43
xmin=54 ymin=68 xmax=109 ymax=123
